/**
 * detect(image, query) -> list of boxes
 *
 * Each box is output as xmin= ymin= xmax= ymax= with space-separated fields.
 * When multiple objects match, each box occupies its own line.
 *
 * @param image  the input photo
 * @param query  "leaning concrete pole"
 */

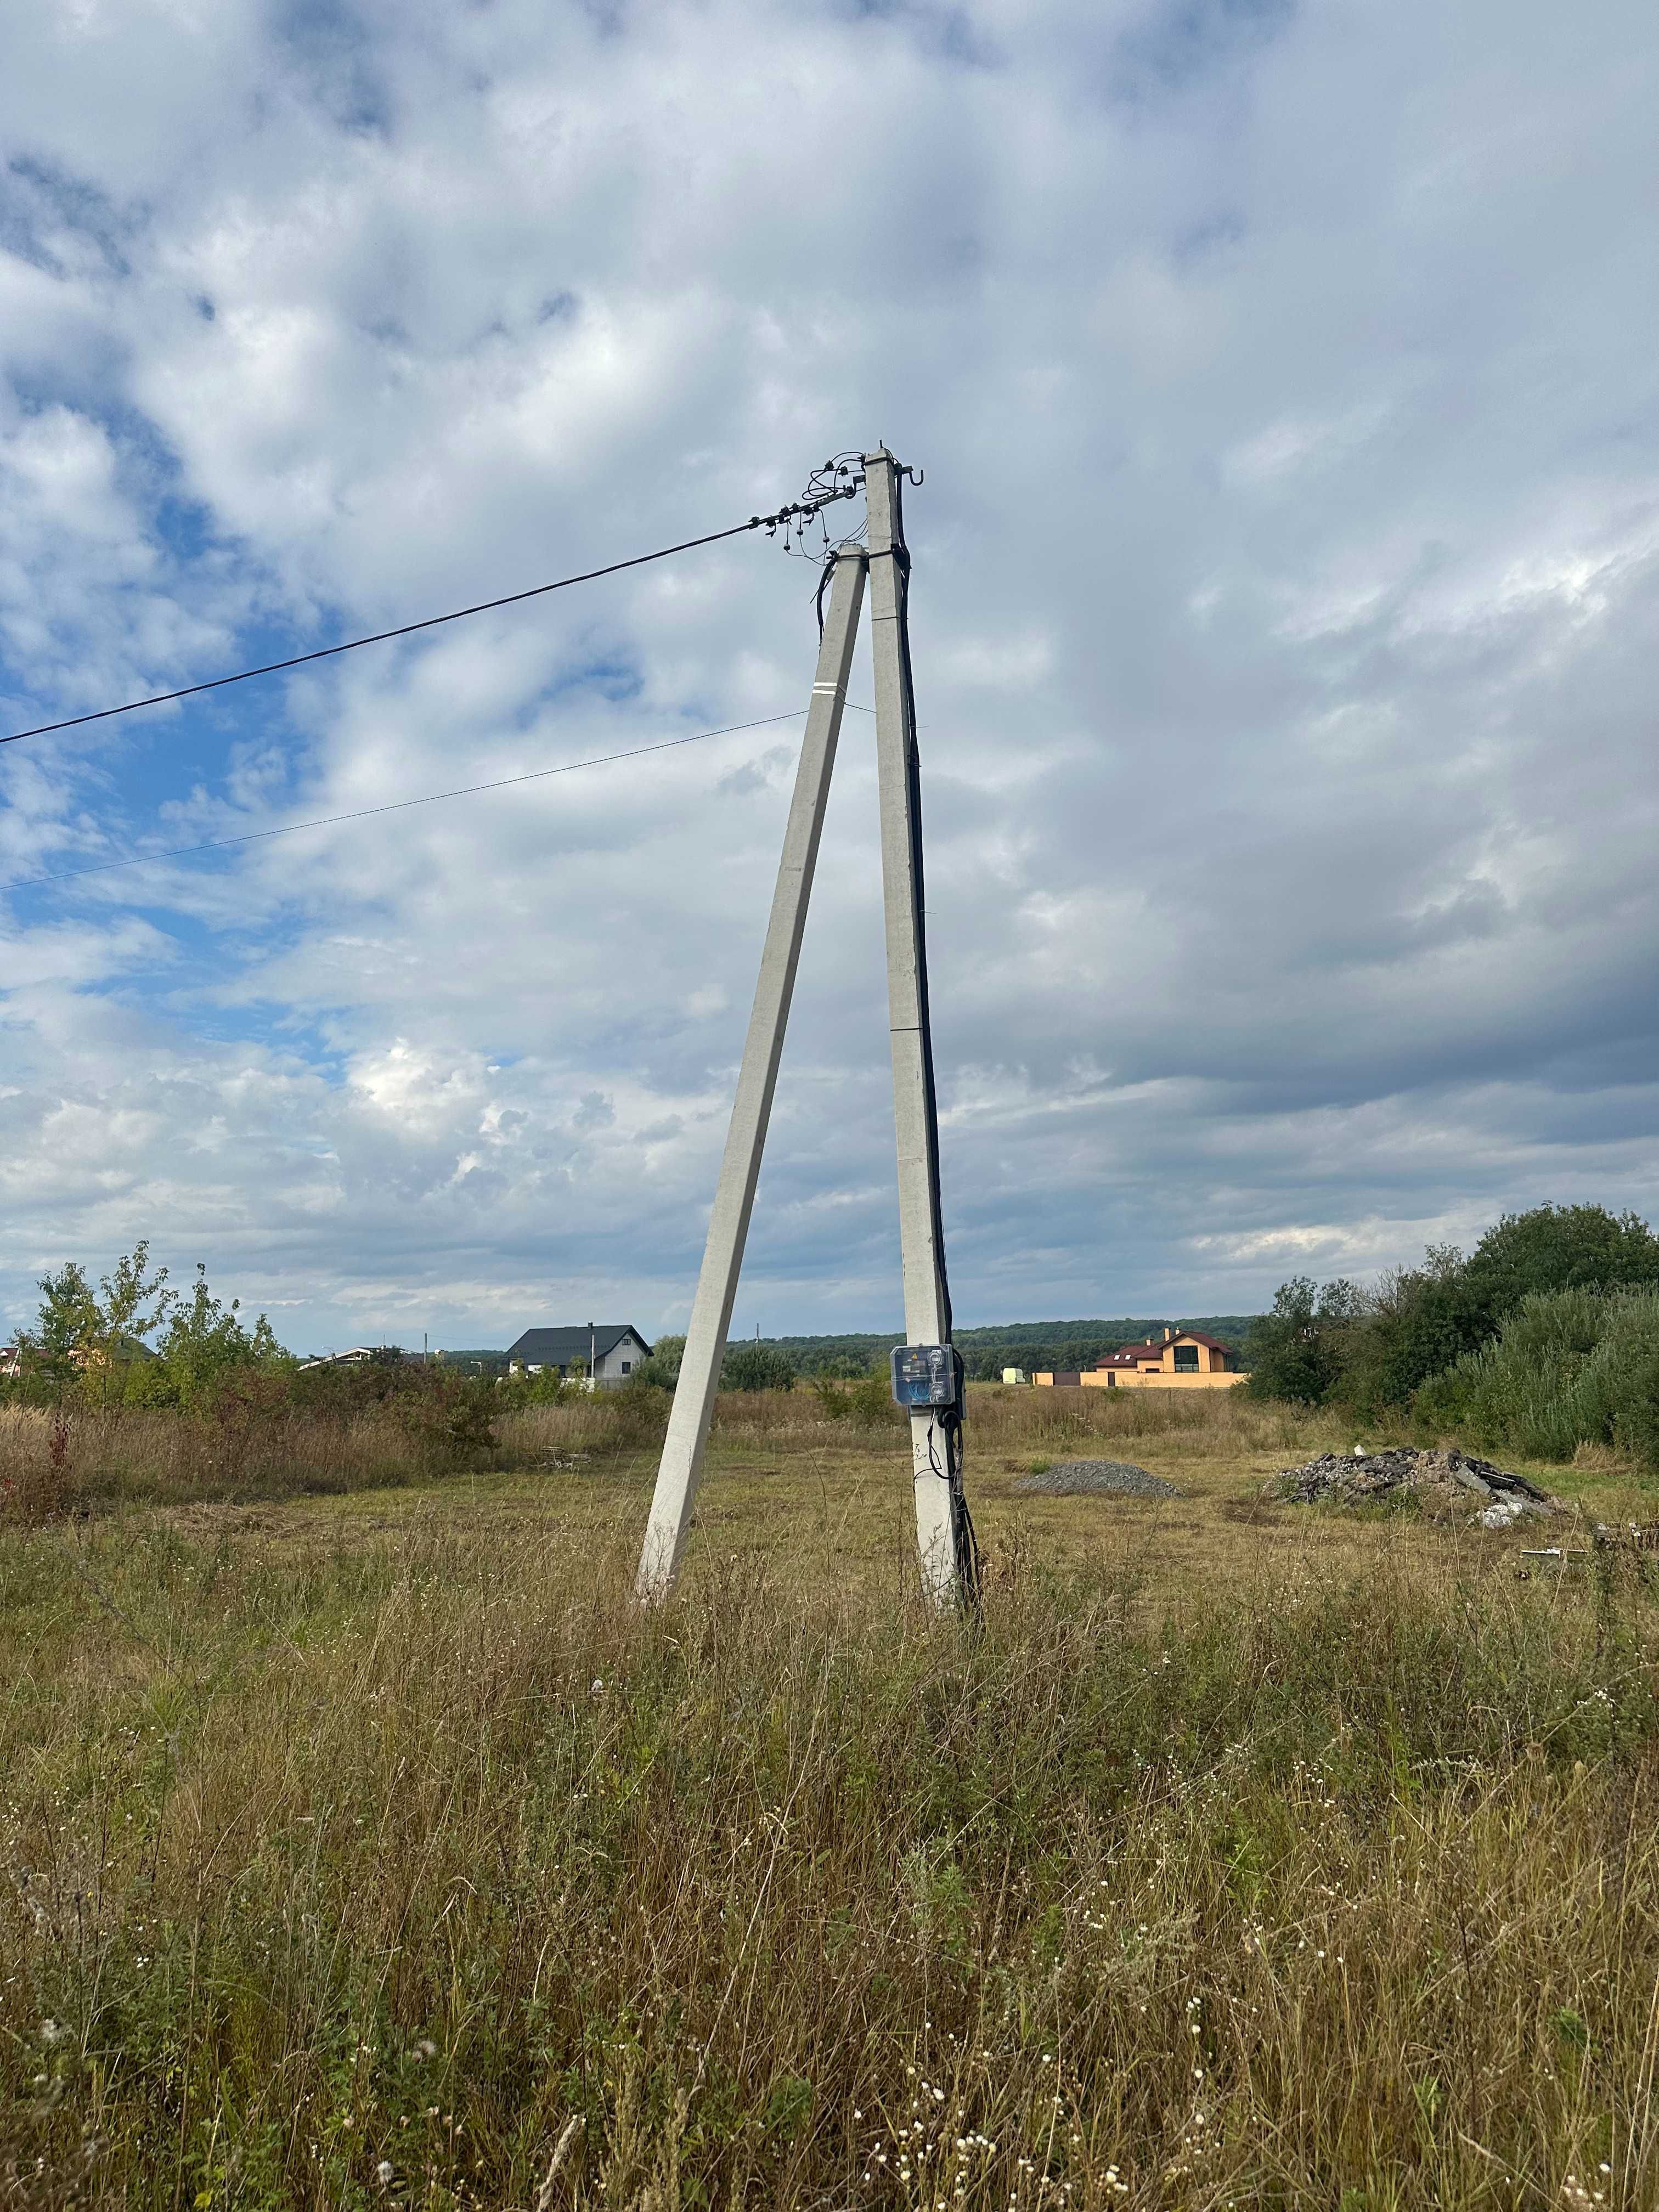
xmin=865 ymin=449 xmax=967 ymax=1607
xmin=636 ymin=549 xmax=868 ymax=1596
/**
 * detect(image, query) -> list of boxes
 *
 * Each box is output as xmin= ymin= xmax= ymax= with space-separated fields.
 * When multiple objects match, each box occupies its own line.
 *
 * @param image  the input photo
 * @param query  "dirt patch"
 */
xmin=160 ymin=1501 xmax=276 ymax=1537
xmin=1269 ymin=1447 xmax=1564 ymax=1527
xmin=1014 ymin=1459 xmax=1178 ymax=1499
xmin=1218 ymin=1496 xmax=1277 ymax=1526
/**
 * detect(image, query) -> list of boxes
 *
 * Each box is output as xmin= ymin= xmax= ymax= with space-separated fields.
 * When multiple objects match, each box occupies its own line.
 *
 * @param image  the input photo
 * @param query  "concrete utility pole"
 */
xmin=637 ymin=549 xmax=867 ymax=1594
xmin=636 ymin=452 xmax=973 ymax=1607
xmin=864 ymin=452 xmax=962 ymax=1605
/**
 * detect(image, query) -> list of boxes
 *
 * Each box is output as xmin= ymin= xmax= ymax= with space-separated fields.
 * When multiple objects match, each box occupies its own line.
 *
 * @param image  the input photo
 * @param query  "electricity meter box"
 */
xmin=890 ymin=1343 xmax=965 ymax=1413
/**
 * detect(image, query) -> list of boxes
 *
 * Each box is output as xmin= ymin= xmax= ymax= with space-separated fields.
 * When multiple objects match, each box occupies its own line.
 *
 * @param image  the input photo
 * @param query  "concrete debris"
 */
xmin=1270 ymin=1446 xmax=1564 ymax=1524
xmin=1015 ymin=1458 xmax=1177 ymax=1499
xmin=1596 ymin=1520 xmax=1659 ymax=1552
xmin=1480 ymin=1497 xmax=1530 ymax=1530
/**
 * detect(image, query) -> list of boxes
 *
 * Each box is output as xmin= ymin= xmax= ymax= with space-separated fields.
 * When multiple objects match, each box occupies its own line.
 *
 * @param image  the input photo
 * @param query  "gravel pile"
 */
xmin=1270 ymin=1446 xmax=1562 ymax=1526
xmin=1014 ymin=1458 xmax=1177 ymax=1499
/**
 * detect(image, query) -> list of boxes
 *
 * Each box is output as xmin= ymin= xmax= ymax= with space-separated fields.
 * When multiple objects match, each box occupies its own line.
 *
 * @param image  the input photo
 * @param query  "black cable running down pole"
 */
xmin=889 ymin=469 xmax=952 ymax=1345
xmin=1 ymin=488 xmax=857 ymax=749
xmin=885 ymin=464 xmax=981 ymax=1611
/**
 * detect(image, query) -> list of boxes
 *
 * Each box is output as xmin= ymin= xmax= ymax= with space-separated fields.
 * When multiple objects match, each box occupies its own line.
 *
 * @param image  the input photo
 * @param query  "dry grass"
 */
xmin=0 ymin=1395 xmax=664 ymax=1517
xmin=2 ymin=1391 xmax=1657 ymax=2209
xmin=0 ymin=1401 xmax=447 ymax=1513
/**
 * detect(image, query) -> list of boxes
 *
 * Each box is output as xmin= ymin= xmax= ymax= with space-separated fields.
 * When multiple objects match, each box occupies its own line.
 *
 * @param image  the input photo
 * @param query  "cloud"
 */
xmin=2 ymin=0 xmax=1658 ymax=1347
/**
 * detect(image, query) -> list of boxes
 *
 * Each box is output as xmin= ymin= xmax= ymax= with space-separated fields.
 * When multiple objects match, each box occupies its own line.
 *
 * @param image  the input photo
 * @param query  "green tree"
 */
xmin=631 ymin=1334 xmax=683 ymax=1391
xmin=159 ymin=1265 xmax=285 ymax=1409
xmin=86 ymin=1243 xmax=176 ymax=1403
xmin=721 ymin=1342 xmax=797 ymax=1392
xmin=26 ymin=1262 xmax=100 ymax=1393
xmin=1251 ymin=1204 xmax=1659 ymax=1414
xmin=1355 ymin=1205 xmax=1659 ymax=1410
xmin=1358 ymin=1244 xmax=1492 ymax=1410
xmin=98 ymin=1242 xmax=173 ymax=1352
xmin=21 ymin=1244 xmax=176 ymax=1401
xmin=1465 ymin=1204 xmax=1659 ymax=1309
xmin=1245 ymin=1277 xmax=1364 ymax=1406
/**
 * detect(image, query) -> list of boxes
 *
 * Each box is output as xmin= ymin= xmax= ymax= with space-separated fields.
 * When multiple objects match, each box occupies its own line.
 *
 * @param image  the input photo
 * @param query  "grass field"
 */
xmin=3 ymin=1387 xmax=1658 ymax=2209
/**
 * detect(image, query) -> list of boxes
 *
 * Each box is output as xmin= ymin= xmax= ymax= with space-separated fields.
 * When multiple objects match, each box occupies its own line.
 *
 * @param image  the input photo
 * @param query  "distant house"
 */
xmin=506 ymin=1324 xmax=651 ymax=1387
xmin=1 ymin=1334 xmax=155 ymax=1378
xmin=1035 ymin=1328 xmax=1242 ymax=1392
xmin=101 ymin=1333 xmax=157 ymax=1365
xmin=298 ymin=1346 xmax=402 ymax=1371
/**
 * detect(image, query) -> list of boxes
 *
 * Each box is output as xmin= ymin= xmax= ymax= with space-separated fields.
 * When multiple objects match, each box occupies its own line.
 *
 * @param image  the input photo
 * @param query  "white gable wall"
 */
xmin=593 ymin=1330 xmax=648 ymax=1385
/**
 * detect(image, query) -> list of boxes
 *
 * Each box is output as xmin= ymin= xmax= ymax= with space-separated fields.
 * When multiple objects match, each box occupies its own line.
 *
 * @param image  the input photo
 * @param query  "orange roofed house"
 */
xmin=1035 ymin=1328 xmax=1243 ymax=1391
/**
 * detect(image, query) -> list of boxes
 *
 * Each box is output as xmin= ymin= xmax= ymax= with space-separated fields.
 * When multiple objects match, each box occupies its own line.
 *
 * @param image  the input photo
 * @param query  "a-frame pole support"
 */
xmin=636 ymin=549 xmax=867 ymax=1596
xmin=865 ymin=449 xmax=973 ymax=1609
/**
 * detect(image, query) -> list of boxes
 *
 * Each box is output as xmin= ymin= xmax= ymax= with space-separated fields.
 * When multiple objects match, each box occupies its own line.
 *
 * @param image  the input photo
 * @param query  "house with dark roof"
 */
xmin=505 ymin=1324 xmax=652 ymax=1387
xmin=1035 ymin=1327 xmax=1242 ymax=1392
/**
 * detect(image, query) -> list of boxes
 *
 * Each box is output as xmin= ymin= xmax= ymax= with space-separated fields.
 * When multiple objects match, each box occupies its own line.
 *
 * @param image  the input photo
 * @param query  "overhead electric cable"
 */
xmin=0 ymin=488 xmax=856 ymax=748
xmin=0 ymin=711 xmax=809 ymax=895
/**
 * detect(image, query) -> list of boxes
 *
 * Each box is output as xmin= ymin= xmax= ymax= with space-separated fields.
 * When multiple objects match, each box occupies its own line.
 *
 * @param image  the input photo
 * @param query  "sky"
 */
xmin=3 ymin=0 xmax=1658 ymax=1353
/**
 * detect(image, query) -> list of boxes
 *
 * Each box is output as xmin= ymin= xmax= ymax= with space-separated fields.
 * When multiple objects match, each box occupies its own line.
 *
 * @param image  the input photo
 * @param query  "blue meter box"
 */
xmin=890 ymin=1343 xmax=964 ymax=1411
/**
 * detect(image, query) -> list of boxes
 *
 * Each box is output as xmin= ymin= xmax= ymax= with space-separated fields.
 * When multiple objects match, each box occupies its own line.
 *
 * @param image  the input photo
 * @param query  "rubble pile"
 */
xmin=1271 ymin=1446 xmax=1564 ymax=1528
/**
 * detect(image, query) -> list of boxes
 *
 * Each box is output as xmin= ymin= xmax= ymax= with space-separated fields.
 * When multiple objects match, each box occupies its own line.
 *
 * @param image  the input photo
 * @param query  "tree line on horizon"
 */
xmin=6 ymin=1260 xmax=1257 ymax=1404
xmin=755 ymin=1317 xmax=1257 ymax=1383
xmin=438 ymin=1316 xmax=1260 ymax=1390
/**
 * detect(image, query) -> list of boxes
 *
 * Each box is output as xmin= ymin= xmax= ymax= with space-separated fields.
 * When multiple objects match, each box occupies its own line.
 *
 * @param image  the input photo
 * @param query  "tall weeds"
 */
xmin=3 ymin=1509 xmax=1655 ymax=2208
xmin=0 ymin=1394 xmax=672 ymax=1517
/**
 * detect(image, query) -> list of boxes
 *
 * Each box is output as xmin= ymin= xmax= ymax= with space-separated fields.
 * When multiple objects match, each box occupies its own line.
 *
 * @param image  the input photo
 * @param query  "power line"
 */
xmin=0 ymin=712 xmax=810 ymax=895
xmin=0 ymin=489 xmax=856 ymax=748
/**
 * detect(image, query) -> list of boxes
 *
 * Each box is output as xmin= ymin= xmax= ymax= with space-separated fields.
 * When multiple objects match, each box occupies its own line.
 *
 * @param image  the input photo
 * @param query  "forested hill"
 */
xmin=440 ymin=1316 xmax=1261 ymax=1380
xmin=760 ymin=1317 xmax=1260 ymax=1380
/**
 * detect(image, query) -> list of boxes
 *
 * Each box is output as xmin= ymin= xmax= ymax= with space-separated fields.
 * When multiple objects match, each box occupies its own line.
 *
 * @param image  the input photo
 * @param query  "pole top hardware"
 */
xmin=747 ymin=476 xmax=860 ymax=548
xmin=781 ymin=450 xmax=924 ymax=564
xmin=862 ymin=448 xmax=924 ymax=486
xmin=775 ymin=452 xmax=872 ymax=560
